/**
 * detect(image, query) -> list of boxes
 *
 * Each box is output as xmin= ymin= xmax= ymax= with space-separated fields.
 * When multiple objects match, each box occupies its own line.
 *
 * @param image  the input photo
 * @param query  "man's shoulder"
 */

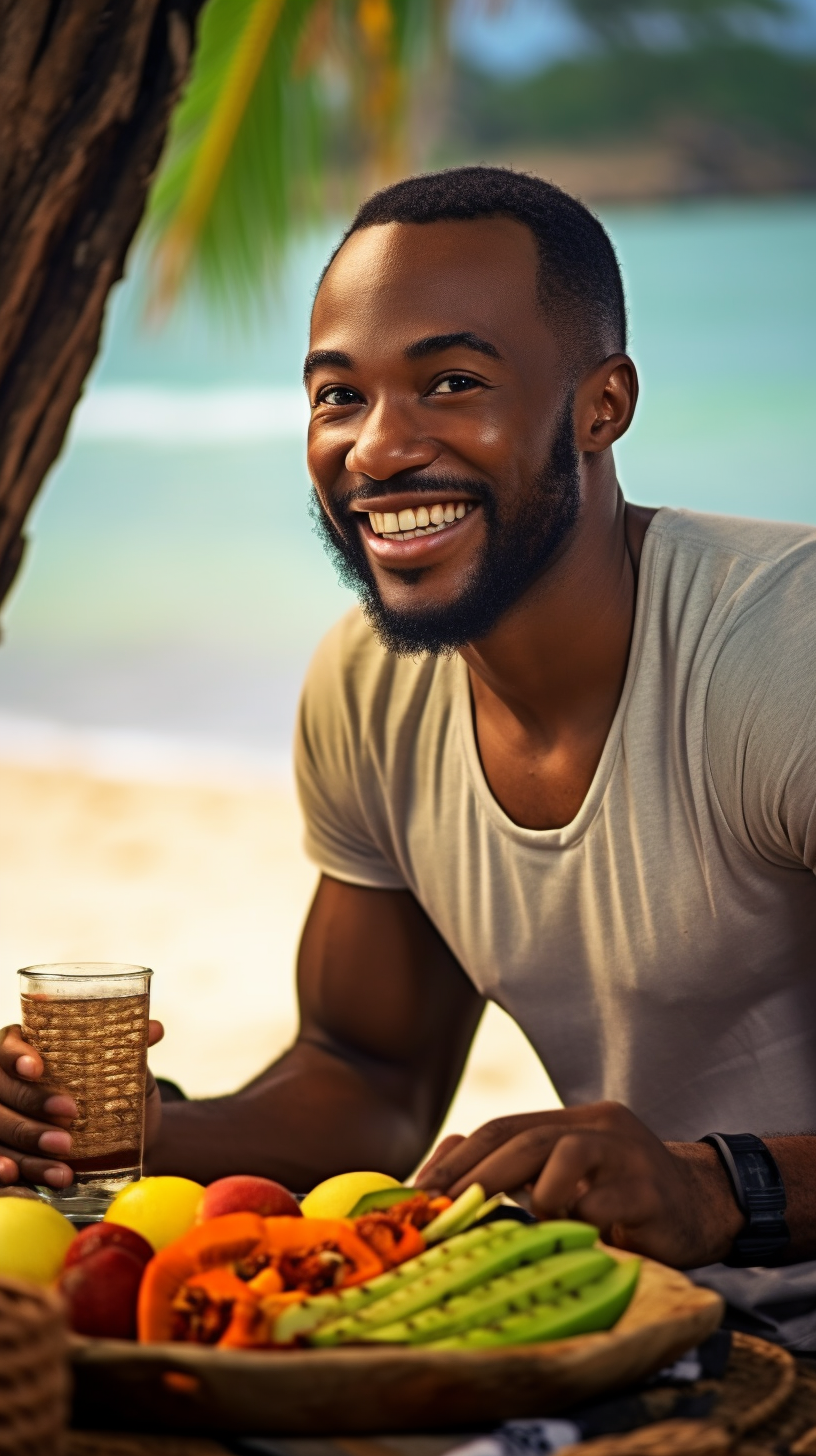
xmin=650 ymin=506 xmax=816 ymax=572
xmin=648 ymin=508 xmax=816 ymax=644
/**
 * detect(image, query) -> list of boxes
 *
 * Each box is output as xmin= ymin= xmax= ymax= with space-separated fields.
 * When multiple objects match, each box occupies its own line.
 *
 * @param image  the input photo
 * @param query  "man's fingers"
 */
xmin=531 ymin=1132 xmax=661 ymax=1234
xmin=148 ymin=1020 xmax=164 ymax=1049
xmin=0 ymin=1144 xmax=73 ymax=1189
xmin=0 ymin=1153 xmax=20 ymax=1184
xmin=442 ymin=1126 xmax=565 ymax=1200
xmin=414 ymin=1134 xmax=465 ymax=1187
xmin=0 ymin=1064 xmax=76 ymax=1123
xmin=0 ymin=1098 xmax=73 ymax=1159
xmin=0 ymin=1026 xmax=44 ymax=1082
xmin=415 ymin=1106 xmax=630 ymax=1193
xmin=417 ymin=1113 xmax=571 ymax=1192
xmin=0 ymin=1115 xmax=71 ymax=1158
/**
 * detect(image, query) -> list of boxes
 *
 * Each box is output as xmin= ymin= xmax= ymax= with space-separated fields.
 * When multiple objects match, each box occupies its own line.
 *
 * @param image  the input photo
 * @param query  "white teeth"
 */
xmin=367 ymin=502 xmax=475 ymax=539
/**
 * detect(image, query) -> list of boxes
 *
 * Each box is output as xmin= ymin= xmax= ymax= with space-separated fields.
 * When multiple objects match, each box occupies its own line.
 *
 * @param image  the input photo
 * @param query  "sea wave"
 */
xmin=0 ymin=711 xmax=293 ymax=788
xmin=70 ymin=386 xmax=309 ymax=444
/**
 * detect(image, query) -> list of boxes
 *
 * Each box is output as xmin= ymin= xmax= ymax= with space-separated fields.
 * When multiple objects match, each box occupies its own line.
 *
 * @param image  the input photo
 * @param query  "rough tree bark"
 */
xmin=0 ymin=0 xmax=207 ymax=616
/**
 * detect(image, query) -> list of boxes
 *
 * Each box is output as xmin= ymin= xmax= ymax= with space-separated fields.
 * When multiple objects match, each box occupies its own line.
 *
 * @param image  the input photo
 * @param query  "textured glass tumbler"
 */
xmin=19 ymin=963 xmax=152 ymax=1220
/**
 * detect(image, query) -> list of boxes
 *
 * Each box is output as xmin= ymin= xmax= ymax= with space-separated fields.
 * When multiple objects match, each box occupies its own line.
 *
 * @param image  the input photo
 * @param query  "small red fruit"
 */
xmin=59 ymin=1246 xmax=145 ymax=1339
xmin=63 ymin=1221 xmax=153 ymax=1270
xmin=196 ymin=1175 xmax=301 ymax=1223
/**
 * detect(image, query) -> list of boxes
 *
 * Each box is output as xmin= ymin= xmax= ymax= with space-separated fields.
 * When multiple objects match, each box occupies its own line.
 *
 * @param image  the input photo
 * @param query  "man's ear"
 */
xmin=574 ymin=354 xmax=639 ymax=454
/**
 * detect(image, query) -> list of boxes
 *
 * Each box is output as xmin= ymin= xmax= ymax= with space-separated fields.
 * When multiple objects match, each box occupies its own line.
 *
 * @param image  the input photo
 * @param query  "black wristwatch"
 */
xmin=699 ymin=1133 xmax=790 ymax=1267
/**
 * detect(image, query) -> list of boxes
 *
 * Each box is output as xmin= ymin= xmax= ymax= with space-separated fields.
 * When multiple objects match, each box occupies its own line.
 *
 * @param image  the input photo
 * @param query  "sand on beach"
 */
xmin=0 ymin=758 xmax=559 ymax=1165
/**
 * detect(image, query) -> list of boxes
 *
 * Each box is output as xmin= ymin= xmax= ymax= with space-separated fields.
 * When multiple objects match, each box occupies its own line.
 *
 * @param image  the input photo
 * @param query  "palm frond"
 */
xmin=146 ymin=0 xmax=447 ymax=314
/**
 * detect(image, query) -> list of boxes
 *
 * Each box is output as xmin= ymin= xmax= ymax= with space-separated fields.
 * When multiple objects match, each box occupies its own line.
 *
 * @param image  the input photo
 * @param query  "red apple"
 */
xmin=196 ymin=1174 xmax=301 ymax=1223
xmin=59 ymin=1246 xmax=145 ymax=1339
xmin=63 ymin=1220 xmax=153 ymax=1270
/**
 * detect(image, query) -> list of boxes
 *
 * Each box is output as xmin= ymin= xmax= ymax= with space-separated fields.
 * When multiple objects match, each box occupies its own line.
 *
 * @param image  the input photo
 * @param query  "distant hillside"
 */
xmin=443 ymin=44 xmax=816 ymax=198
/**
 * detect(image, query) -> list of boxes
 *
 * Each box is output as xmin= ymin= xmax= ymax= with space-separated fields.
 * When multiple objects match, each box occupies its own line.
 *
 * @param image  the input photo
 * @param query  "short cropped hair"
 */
xmin=324 ymin=166 xmax=627 ymax=367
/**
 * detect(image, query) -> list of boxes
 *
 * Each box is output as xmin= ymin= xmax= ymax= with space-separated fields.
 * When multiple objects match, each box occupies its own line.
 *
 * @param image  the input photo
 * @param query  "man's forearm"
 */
xmin=145 ymin=1040 xmax=425 ymax=1190
xmin=663 ymin=1135 xmax=816 ymax=1265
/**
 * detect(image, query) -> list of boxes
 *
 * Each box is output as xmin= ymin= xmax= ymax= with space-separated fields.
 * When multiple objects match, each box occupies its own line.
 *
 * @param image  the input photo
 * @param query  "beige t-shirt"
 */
xmin=295 ymin=507 xmax=816 ymax=1345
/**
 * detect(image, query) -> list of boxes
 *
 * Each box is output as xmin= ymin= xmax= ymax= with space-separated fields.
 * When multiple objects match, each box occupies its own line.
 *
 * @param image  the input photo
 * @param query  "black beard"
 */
xmin=310 ymin=398 xmax=580 ymax=657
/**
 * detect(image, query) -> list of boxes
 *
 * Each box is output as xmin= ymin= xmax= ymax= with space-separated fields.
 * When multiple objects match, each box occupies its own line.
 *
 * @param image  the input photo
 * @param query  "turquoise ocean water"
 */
xmin=1 ymin=198 xmax=814 ymax=773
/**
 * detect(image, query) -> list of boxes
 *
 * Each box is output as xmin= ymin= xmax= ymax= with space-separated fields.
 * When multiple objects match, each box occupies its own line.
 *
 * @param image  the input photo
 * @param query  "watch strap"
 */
xmin=699 ymin=1133 xmax=790 ymax=1267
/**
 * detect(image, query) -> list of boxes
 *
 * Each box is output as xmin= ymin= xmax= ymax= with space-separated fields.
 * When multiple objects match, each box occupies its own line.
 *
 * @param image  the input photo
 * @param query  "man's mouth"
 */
xmin=366 ymin=501 xmax=477 ymax=541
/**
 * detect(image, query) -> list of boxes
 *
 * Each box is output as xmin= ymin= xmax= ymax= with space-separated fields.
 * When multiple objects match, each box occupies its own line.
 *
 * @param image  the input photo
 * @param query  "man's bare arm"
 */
xmin=145 ymin=875 xmax=483 ymax=1188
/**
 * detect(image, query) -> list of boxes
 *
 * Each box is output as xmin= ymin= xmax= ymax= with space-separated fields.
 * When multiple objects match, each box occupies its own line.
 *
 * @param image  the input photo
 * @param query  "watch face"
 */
xmin=741 ymin=1148 xmax=782 ymax=1193
xmin=703 ymin=1133 xmax=790 ymax=1267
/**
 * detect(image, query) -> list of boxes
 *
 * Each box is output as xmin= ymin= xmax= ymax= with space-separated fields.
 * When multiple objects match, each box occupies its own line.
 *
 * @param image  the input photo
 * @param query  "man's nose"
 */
xmin=344 ymin=396 xmax=438 ymax=481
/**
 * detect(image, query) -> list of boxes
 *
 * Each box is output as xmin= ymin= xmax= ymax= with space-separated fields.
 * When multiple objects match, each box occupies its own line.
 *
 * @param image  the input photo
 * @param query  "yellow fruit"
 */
xmin=104 ymin=1176 xmax=204 ymax=1252
xmin=0 ymin=1197 xmax=76 ymax=1283
xmin=300 ymin=1171 xmax=401 ymax=1220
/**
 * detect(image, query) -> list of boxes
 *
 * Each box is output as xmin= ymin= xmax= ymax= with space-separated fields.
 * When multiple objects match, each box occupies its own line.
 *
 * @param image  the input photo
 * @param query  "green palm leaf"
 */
xmin=148 ymin=0 xmax=325 ymax=311
xmin=147 ymin=0 xmax=445 ymax=312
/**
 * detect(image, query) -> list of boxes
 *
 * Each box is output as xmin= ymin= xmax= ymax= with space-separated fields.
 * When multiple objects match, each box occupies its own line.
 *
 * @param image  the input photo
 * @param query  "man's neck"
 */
xmin=460 ymin=466 xmax=657 ymax=830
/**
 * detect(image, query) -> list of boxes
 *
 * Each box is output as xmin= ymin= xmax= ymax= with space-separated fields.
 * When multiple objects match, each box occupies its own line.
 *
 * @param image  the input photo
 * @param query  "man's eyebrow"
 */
xmin=303 ymin=348 xmax=353 ymax=382
xmin=404 ymin=331 xmax=502 ymax=362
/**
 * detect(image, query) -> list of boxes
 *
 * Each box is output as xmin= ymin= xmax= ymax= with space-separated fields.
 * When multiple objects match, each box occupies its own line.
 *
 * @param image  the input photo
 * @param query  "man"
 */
xmin=2 ymin=167 xmax=816 ymax=1347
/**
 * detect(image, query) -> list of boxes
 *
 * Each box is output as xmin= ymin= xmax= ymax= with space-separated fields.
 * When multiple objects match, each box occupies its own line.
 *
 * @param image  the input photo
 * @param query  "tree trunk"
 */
xmin=0 ymin=0 xmax=207 ymax=614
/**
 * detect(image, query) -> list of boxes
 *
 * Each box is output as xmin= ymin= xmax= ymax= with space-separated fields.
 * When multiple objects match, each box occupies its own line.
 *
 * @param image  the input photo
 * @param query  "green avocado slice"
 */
xmin=348 ymin=1186 xmax=416 ymax=1217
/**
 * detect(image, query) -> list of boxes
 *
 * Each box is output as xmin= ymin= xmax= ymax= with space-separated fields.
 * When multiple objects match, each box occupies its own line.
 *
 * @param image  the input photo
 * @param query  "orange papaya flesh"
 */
xmin=217 ymin=1297 xmax=267 ymax=1349
xmin=183 ymin=1267 xmax=250 ymax=1301
xmin=138 ymin=1212 xmax=385 ymax=1344
xmin=219 ymin=1289 xmax=307 ymax=1349
xmin=262 ymin=1216 xmax=383 ymax=1287
xmin=246 ymin=1265 xmax=285 ymax=1297
xmin=353 ymin=1212 xmax=426 ymax=1267
xmin=389 ymin=1192 xmax=453 ymax=1230
xmin=137 ymin=1212 xmax=266 ymax=1343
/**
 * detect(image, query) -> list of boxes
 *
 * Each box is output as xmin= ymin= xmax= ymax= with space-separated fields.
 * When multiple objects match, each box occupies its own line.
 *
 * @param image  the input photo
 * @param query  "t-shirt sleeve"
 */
xmin=294 ymin=612 xmax=407 ymax=890
xmin=706 ymin=548 xmax=816 ymax=872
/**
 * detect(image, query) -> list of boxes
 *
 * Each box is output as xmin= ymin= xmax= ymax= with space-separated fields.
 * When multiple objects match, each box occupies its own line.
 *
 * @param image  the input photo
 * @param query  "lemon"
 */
xmin=104 ymin=1176 xmax=204 ymax=1252
xmin=0 ymin=1196 xmax=75 ymax=1283
xmin=300 ymin=1171 xmax=401 ymax=1220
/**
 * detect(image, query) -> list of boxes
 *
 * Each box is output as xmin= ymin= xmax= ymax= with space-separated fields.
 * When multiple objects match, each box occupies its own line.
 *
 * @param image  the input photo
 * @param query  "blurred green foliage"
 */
xmin=450 ymin=41 xmax=816 ymax=158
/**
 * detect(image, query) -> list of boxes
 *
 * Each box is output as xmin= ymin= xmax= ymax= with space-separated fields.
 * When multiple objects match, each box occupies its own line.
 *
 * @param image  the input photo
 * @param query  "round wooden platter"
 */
xmin=69 ymin=1252 xmax=724 ymax=1437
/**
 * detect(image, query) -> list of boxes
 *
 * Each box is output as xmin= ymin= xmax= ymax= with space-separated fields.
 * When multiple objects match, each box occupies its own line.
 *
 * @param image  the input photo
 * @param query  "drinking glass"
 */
xmin=18 ymin=963 xmax=152 ymax=1220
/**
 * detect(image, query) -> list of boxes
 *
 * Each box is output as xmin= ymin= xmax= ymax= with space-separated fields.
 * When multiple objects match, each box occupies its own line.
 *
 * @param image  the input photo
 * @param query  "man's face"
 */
xmin=305 ymin=217 xmax=581 ymax=655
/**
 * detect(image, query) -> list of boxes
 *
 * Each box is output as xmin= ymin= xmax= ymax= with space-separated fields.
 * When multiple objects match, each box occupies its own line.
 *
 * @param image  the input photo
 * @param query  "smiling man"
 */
xmin=3 ymin=167 xmax=816 ymax=1348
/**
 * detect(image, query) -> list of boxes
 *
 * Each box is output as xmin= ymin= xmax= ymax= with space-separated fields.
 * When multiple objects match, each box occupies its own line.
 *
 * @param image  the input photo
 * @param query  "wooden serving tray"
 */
xmin=69 ymin=1253 xmax=724 ymax=1437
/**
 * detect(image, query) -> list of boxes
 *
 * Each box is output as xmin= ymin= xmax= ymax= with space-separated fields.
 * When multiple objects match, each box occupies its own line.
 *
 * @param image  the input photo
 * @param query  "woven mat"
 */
xmin=65 ymin=1332 xmax=816 ymax=1456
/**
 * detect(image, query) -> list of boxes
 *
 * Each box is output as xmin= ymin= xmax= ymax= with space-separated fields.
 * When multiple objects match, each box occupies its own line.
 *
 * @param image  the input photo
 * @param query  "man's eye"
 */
xmin=430 ymin=375 xmax=478 ymax=395
xmin=315 ymin=386 xmax=360 ymax=407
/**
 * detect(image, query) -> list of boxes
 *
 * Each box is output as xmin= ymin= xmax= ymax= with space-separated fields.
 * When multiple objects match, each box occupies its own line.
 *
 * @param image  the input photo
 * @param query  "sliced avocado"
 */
xmin=363 ymin=1247 xmax=614 ymax=1345
xmin=422 ymin=1183 xmax=486 ymax=1243
xmin=348 ymin=1186 xmax=415 ymax=1217
xmin=310 ymin=1220 xmax=599 ymax=1346
xmin=432 ymin=1257 xmax=641 ymax=1348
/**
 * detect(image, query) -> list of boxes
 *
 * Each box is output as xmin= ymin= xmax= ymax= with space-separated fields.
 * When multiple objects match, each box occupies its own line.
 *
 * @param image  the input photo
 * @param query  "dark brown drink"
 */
xmin=19 ymin=964 xmax=152 ymax=1219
